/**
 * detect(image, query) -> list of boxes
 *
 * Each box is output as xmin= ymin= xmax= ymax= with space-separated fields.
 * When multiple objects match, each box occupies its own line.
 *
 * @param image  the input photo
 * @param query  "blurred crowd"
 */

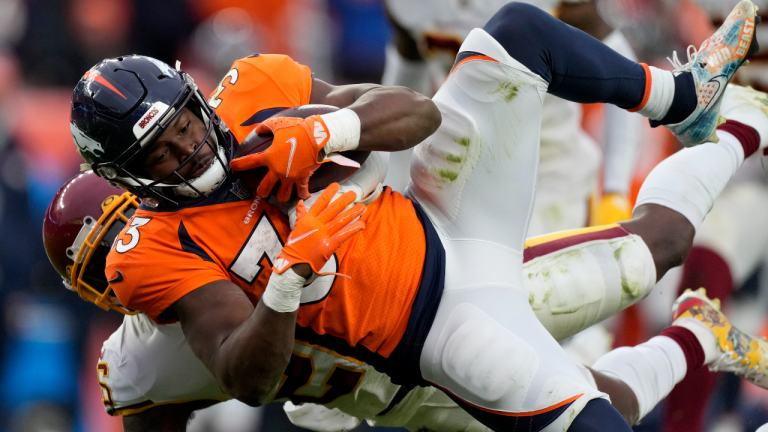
xmin=2 ymin=0 xmax=768 ymax=431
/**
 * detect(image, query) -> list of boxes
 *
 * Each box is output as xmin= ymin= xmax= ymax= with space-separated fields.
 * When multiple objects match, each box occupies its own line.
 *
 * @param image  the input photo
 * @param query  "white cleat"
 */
xmin=720 ymin=84 xmax=768 ymax=150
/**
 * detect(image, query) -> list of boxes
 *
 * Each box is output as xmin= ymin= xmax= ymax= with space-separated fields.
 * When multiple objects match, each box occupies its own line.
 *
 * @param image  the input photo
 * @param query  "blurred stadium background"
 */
xmin=2 ymin=0 xmax=768 ymax=431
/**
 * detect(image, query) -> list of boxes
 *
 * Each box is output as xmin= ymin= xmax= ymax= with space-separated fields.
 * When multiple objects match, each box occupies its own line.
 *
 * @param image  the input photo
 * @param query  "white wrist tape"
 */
xmin=261 ymin=268 xmax=306 ymax=313
xmin=321 ymin=108 xmax=361 ymax=154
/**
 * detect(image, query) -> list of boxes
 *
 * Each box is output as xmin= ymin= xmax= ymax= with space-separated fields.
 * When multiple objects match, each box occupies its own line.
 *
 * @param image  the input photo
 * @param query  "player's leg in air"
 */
xmin=408 ymin=2 xmax=762 ymax=431
xmin=519 ymin=83 xmax=768 ymax=426
xmin=663 ymin=86 xmax=768 ymax=431
xmin=480 ymin=1 xmax=760 ymax=146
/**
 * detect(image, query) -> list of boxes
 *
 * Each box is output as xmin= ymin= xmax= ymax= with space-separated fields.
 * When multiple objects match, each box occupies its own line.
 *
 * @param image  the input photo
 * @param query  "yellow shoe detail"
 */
xmin=672 ymin=288 xmax=768 ymax=388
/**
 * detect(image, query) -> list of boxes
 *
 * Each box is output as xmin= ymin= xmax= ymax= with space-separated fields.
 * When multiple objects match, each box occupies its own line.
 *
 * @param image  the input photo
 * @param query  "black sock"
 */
xmin=482 ymin=2 xmax=648 ymax=108
xmin=651 ymin=72 xmax=696 ymax=127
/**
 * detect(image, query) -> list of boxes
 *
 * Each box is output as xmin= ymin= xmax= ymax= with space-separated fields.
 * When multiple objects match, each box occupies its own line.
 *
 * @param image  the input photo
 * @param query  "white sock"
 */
xmin=592 ymin=336 xmax=687 ymax=420
xmin=633 ymin=65 xmax=676 ymax=121
xmin=672 ymin=318 xmax=720 ymax=365
xmin=634 ymin=130 xmax=745 ymax=231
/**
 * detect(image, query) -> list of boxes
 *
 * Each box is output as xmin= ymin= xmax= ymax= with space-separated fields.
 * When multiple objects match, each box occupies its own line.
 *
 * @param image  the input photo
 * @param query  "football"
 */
xmin=232 ymin=105 xmax=370 ymax=198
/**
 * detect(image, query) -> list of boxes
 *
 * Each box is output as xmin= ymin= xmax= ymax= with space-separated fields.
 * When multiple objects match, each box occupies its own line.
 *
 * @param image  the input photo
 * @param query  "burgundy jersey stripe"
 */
xmin=524 ymin=226 xmax=632 ymax=263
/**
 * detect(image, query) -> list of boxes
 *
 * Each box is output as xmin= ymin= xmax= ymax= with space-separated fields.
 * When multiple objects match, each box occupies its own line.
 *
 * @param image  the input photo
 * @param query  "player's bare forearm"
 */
xmin=174 ymin=280 xmax=297 ymax=406
xmin=122 ymin=400 xmax=218 ymax=432
xmin=215 ymin=301 xmax=296 ymax=405
xmin=310 ymin=79 xmax=441 ymax=152
xmin=353 ymin=85 xmax=441 ymax=151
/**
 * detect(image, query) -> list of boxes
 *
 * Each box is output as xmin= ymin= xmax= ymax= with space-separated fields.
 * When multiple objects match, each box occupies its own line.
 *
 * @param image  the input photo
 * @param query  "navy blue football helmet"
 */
xmin=70 ymin=55 xmax=232 ymax=205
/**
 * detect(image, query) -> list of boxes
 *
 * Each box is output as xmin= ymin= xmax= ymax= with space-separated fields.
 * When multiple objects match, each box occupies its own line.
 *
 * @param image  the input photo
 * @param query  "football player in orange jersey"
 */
xmin=69 ymin=3 xmax=765 ymax=430
xmin=43 ymin=167 xmax=768 ymax=431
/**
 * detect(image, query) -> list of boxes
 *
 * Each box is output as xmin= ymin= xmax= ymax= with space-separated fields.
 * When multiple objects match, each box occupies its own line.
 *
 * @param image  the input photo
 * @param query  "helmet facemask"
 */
xmin=66 ymin=192 xmax=140 ymax=314
xmin=170 ymin=102 xmax=229 ymax=199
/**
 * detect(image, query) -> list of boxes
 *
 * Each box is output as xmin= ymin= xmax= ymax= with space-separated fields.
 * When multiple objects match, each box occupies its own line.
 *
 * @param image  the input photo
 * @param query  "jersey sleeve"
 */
xmin=98 ymin=314 xmax=231 ymax=416
xmin=209 ymin=54 xmax=314 ymax=143
xmin=99 ymin=333 xmax=147 ymax=415
xmin=106 ymin=216 xmax=230 ymax=323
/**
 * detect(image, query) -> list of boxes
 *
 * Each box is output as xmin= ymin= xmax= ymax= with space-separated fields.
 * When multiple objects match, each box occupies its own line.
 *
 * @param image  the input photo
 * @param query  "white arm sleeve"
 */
xmin=381 ymin=44 xmax=431 ymax=95
xmin=601 ymin=30 xmax=643 ymax=194
xmin=635 ymin=131 xmax=745 ymax=231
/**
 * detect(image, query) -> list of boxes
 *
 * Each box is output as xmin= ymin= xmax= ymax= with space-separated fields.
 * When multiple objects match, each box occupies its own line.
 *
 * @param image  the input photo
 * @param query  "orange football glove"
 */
xmin=590 ymin=192 xmax=633 ymax=226
xmin=273 ymin=183 xmax=366 ymax=275
xmin=230 ymin=115 xmax=331 ymax=201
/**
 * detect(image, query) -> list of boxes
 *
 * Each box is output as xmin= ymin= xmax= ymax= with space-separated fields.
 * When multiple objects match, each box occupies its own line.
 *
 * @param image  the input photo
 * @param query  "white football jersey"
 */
xmin=386 ymin=0 xmax=561 ymax=87
xmin=386 ymin=0 xmax=561 ymax=59
xmin=97 ymin=313 xmax=229 ymax=416
xmin=97 ymin=313 xmax=407 ymax=418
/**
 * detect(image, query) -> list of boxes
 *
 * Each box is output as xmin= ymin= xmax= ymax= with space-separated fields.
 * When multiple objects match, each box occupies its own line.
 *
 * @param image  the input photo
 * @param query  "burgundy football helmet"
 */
xmin=43 ymin=171 xmax=140 ymax=314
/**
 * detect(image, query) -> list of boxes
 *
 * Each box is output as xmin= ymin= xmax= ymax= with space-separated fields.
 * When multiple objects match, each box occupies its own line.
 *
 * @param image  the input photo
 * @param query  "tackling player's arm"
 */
xmin=309 ymin=79 xmax=441 ymax=153
xmin=122 ymin=401 xmax=219 ymax=432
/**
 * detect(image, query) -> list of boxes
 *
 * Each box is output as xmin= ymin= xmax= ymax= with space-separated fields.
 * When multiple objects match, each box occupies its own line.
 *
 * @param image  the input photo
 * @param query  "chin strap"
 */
xmin=173 ymin=144 xmax=229 ymax=198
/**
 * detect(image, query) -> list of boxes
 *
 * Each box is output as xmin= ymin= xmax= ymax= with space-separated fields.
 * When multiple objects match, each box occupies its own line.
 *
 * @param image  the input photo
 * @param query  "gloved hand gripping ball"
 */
xmin=273 ymin=183 xmax=366 ymax=276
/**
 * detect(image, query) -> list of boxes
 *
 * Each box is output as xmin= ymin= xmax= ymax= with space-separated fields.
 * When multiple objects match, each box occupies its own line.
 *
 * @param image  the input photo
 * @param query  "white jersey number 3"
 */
xmin=115 ymin=217 xmax=152 ymax=253
xmin=208 ymin=69 xmax=238 ymax=109
xmin=229 ymin=213 xmax=337 ymax=305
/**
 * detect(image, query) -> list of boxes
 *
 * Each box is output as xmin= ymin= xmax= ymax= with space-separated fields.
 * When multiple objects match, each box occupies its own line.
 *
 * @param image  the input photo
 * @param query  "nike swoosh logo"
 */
xmin=108 ymin=270 xmax=124 ymax=284
xmin=286 ymin=137 xmax=297 ymax=177
xmin=287 ymin=229 xmax=317 ymax=245
xmin=701 ymin=75 xmax=725 ymax=111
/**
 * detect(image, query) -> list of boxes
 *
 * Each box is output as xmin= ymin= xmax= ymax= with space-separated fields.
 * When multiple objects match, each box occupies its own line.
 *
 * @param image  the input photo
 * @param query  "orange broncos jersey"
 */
xmin=206 ymin=53 xmax=313 ymax=143
xmin=106 ymin=55 xmax=435 ymax=369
